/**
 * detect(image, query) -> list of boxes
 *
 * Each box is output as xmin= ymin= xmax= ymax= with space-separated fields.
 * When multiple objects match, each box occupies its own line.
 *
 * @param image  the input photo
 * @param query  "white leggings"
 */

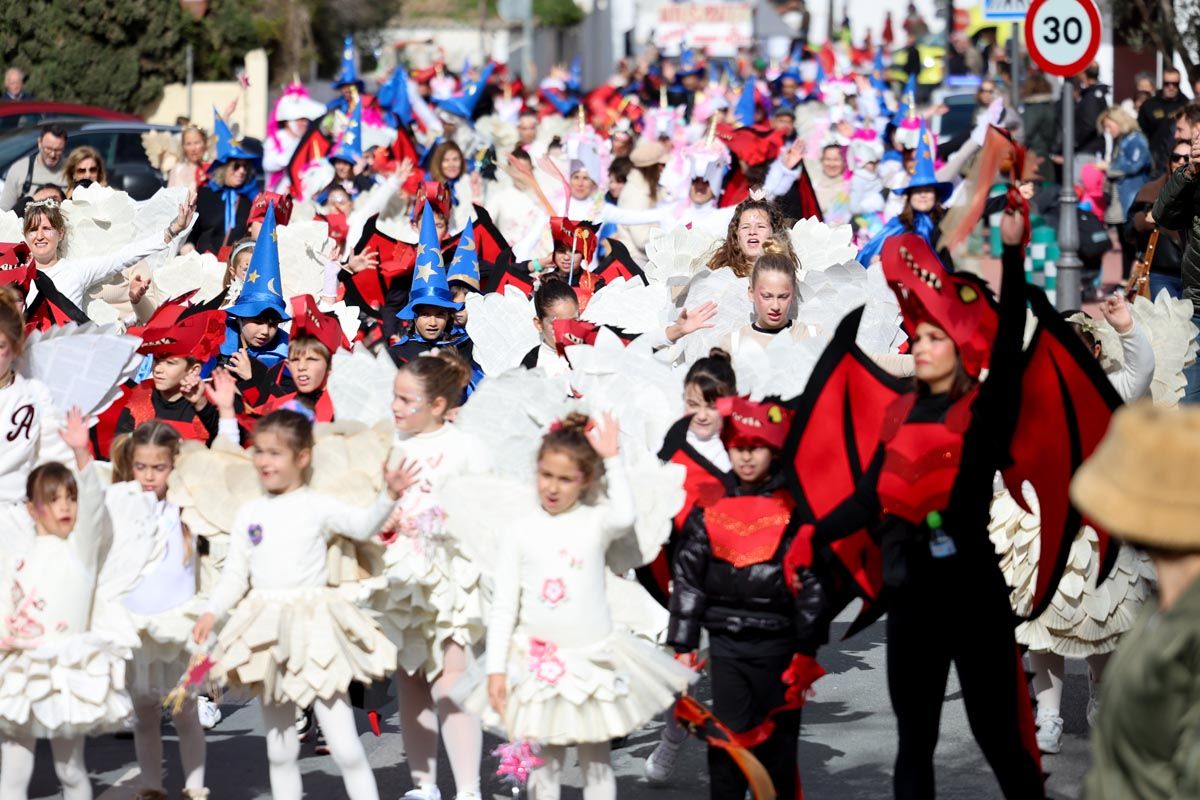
xmin=528 ymin=742 xmax=615 ymax=800
xmin=259 ymin=693 xmax=379 ymax=800
xmin=1030 ymin=650 xmax=1112 ymax=716
xmin=132 ymin=696 xmax=206 ymax=791
xmin=0 ymin=736 xmax=90 ymax=800
xmin=394 ymin=640 xmax=482 ymax=796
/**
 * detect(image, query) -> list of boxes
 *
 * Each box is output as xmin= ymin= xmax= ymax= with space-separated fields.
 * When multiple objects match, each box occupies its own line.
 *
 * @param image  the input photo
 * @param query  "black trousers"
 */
xmin=708 ymin=650 xmax=801 ymax=799
xmin=885 ymin=553 xmax=1045 ymax=800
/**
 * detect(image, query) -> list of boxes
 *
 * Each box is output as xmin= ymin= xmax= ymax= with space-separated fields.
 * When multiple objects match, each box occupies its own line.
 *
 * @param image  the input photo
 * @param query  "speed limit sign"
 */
xmin=1024 ymin=0 xmax=1101 ymax=77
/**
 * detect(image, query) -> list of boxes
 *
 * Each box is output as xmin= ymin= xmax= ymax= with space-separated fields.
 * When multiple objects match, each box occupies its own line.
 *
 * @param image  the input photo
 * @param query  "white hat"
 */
xmin=566 ymin=139 xmax=603 ymax=185
xmin=275 ymin=93 xmax=327 ymax=123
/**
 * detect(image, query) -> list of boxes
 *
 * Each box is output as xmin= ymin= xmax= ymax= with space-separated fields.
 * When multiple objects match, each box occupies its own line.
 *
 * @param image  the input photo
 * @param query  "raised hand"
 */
xmin=668 ymin=301 xmax=719 ymax=342
xmin=58 ymin=407 xmax=90 ymax=454
xmin=129 ymin=273 xmax=152 ymax=305
xmin=1099 ymin=292 xmax=1134 ymax=334
xmin=227 ymin=348 xmax=253 ymax=381
xmin=782 ymin=139 xmax=806 ymax=170
xmin=204 ymin=368 xmax=239 ymax=416
xmin=999 ymin=209 xmax=1025 ymax=246
xmin=168 ymin=190 xmax=198 ymax=239
xmin=584 ymin=412 xmax=620 ymax=459
xmin=346 ymin=250 xmax=380 ymax=274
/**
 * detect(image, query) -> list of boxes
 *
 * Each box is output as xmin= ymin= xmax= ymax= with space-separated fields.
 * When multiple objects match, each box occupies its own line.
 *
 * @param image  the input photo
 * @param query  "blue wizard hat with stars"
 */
xmin=447 ymin=217 xmax=480 ymax=291
xmin=378 ymin=66 xmax=414 ymax=128
xmin=210 ymin=107 xmax=259 ymax=168
xmin=735 ymin=79 xmax=757 ymax=126
xmin=329 ymin=101 xmax=363 ymax=164
xmin=434 ymin=62 xmax=496 ymax=122
xmin=398 ymin=203 xmax=463 ymax=320
xmin=677 ymin=48 xmax=704 ymax=79
xmin=226 ymin=203 xmax=290 ymax=320
xmin=332 ymin=36 xmax=364 ymax=90
xmin=904 ymin=119 xmax=953 ymax=202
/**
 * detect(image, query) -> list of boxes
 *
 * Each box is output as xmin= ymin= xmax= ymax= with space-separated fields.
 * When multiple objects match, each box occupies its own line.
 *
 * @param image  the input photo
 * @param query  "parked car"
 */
xmin=0 ymin=120 xmax=262 ymax=202
xmin=0 ymin=101 xmax=142 ymax=132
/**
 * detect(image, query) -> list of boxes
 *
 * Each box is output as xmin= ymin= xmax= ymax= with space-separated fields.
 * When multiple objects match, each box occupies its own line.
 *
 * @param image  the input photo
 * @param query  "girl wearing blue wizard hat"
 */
xmin=188 ymin=110 xmax=261 ymax=255
xmin=387 ymin=203 xmax=464 ymax=367
xmin=216 ymin=203 xmax=292 ymax=388
xmin=856 ymin=118 xmax=956 ymax=268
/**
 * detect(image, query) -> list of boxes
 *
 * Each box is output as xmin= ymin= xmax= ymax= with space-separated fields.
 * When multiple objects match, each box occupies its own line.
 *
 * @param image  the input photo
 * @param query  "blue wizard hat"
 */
xmin=677 ymin=48 xmax=704 ymax=79
xmin=398 ymin=204 xmax=463 ymax=320
xmin=871 ymin=48 xmax=889 ymax=95
xmin=329 ymin=101 xmax=364 ymax=164
xmin=332 ymin=37 xmax=364 ymax=90
xmin=226 ymin=204 xmax=290 ymax=320
xmin=735 ymin=80 xmax=757 ymax=127
xmin=379 ymin=66 xmax=414 ymax=127
xmin=210 ymin=107 xmax=260 ymax=168
xmin=894 ymin=74 xmax=918 ymax=121
xmin=434 ymin=62 xmax=496 ymax=122
xmin=446 ymin=217 xmax=480 ymax=291
xmin=904 ymin=119 xmax=953 ymax=202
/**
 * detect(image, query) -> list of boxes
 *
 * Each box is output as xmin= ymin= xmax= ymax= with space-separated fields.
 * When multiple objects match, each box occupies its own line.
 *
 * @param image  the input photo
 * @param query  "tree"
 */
xmin=533 ymin=0 xmax=583 ymax=28
xmin=1108 ymin=0 xmax=1200 ymax=85
xmin=0 ymin=0 xmax=262 ymax=113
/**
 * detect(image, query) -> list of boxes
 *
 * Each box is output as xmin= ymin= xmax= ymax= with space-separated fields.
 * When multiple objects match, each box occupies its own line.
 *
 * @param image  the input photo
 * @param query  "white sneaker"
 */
xmin=1035 ymin=711 xmax=1063 ymax=755
xmin=401 ymin=786 xmax=442 ymax=800
xmin=645 ymin=733 xmax=684 ymax=783
xmin=196 ymin=696 xmax=222 ymax=730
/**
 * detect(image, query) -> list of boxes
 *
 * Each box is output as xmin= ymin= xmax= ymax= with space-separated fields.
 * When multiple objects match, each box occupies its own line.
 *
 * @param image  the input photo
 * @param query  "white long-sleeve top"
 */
xmin=485 ymin=456 xmax=636 ymax=674
xmin=33 ymin=233 xmax=179 ymax=308
xmin=0 ymin=375 xmax=73 ymax=505
xmin=686 ymin=429 xmax=732 ymax=472
xmin=122 ymin=496 xmax=196 ymax=616
xmin=1108 ymin=322 xmax=1155 ymax=402
xmin=0 ymin=465 xmax=109 ymax=644
xmin=263 ymin=129 xmax=303 ymax=190
xmin=388 ymin=423 xmax=493 ymax=543
xmin=205 ymin=487 xmax=393 ymax=620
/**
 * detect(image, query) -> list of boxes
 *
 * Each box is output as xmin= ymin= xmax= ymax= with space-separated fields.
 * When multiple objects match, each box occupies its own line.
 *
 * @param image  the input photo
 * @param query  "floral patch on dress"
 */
xmin=540 ymin=578 xmax=567 ymax=607
xmin=527 ymin=638 xmax=566 ymax=685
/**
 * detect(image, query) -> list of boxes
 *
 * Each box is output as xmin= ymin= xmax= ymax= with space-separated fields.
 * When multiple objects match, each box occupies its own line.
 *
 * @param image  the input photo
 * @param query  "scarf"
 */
xmin=208 ymin=177 xmax=260 ymax=237
xmin=855 ymin=210 xmax=936 ymax=267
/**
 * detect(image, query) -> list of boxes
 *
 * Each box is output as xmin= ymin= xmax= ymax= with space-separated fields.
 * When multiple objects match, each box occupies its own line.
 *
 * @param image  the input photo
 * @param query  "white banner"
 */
xmin=654 ymin=2 xmax=754 ymax=58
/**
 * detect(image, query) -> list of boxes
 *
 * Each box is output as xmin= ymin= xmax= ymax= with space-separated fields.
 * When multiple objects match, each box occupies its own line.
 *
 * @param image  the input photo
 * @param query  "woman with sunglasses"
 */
xmin=187 ymin=142 xmax=259 ymax=256
xmin=62 ymin=146 xmax=107 ymax=198
xmin=1126 ymin=138 xmax=1193 ymax=298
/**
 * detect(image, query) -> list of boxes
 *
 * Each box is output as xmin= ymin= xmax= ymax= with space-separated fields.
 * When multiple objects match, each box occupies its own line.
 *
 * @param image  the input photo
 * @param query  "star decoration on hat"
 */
xmin=247 ymin=270 xmax=260 ymax=283
xmin=416 ymin=243 xmax=427 ymax=257
xmin=417 ymin=262 xmax=435 ymax=281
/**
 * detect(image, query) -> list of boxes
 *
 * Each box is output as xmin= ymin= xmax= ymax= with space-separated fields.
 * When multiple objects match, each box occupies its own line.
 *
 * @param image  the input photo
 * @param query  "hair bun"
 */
xmin=558 ymin=412 xmax=592 ymax=434
xmin=707 ymin=347 xmax=731 ymax=363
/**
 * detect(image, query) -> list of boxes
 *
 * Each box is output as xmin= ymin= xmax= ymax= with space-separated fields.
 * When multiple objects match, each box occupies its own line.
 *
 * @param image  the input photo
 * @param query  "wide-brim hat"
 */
xmin=396 ymin=288 xmax=463 ymax=321
xmin=1071 ymin=402 xmax=1200 ymax=550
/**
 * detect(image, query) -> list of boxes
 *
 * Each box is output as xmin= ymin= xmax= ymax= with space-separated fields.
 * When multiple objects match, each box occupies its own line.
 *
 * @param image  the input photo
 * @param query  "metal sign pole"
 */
xmin=1056 ymin=81 xmax=1081 ymax=309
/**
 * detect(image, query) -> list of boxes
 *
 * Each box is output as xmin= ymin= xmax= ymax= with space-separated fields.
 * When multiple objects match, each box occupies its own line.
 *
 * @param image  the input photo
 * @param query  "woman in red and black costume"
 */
xmin=667 ymin=396 xmax=828 ymax=800
xmin=786 ymin=212 xmax=1121 ymax=799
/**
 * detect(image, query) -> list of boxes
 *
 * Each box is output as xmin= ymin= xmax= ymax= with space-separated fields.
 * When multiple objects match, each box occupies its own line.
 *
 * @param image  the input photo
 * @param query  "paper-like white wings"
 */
xmin=19 ymin=323 xmax=142 ymax=419
xmin=464 ymin=287 xmax=541 ymax=377
xmin=327 ymin=346 xmax=398 ymax=427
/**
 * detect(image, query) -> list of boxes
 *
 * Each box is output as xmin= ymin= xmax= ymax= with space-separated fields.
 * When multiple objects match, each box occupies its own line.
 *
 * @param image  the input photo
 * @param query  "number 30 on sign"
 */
xmin=1024 ymin=0 xmax=1101 ymax=77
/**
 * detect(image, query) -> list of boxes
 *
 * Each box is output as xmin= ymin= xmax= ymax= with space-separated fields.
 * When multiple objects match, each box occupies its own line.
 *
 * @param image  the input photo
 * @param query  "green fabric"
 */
xmin=1084 ymin=578 xmax=1200 ymax=800
xmin=1151 ymin=167 xmax=1200 ymax=307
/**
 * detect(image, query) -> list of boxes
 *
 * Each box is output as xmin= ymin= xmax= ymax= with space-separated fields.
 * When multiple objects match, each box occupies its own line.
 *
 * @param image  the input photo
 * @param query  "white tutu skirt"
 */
xmin=214 ymin=587 xmax=398 ymax=707
xmin=990 ymin=485 xmax=1156 ymax=657
xmin=461 ymin=631 xmax=696 ymax=745
xmin=127 ymin=598 xmax=205 ymax=702
xmin=379 ymin=535 xmax=483 ymax=680
xmin=0 ymin=632 xmax=133 ymax=739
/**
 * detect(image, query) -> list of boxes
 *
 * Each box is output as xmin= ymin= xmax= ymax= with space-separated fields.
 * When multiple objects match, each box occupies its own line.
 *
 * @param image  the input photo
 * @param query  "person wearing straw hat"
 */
xmin=856 ymin=118 xmax=953 ymax=268
xmin=187 ymin=110 xmax=261 ymax=256
xmin=1071 ymin=403 xmax=1200 ymax=800
xmin=387 ymin=204 xmax=464 ymax=368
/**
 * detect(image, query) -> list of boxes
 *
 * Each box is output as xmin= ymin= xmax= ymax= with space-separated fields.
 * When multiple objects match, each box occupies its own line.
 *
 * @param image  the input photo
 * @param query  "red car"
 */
xmin=0 ymin=101 xmax=142 ymax=131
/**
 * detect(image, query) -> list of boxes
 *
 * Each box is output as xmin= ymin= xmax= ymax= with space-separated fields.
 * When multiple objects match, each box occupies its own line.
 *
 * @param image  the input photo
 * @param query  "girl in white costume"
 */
xmin=0 ymin=287 xmax=73 ymax=546
xmin=0 ymin=413 xmax=133 ymax=800
xmin=111 ymin=421 xmax=208 ymax=800
xmin=479 ymin=413 xmax=695 ymax=800
xmin=192 ymin=409 xmax=408 ymax=800
xmin=383 ymin=350 xmax=490 ymax=800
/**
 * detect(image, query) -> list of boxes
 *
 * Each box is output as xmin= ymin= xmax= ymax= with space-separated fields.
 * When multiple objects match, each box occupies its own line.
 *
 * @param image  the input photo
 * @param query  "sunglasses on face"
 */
xmin=1171 ymin=153 xmax=1190 ymax=163
xmin=230 ymin=161 xmax=249 ymax=172
xmin=1164 ymin=81 xmax=1181 ymax=87
xmin=74 ymin=165 xmax=98 ymax=176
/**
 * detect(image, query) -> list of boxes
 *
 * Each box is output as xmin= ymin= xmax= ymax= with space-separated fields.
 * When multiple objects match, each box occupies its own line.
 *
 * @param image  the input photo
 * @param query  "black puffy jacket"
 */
xmin=667 ymin=474 xmax=826 ymax=656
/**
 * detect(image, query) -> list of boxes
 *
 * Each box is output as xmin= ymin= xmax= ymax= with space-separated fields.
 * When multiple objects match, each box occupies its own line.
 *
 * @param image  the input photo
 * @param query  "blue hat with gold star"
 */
xmin=904 ymin=118 xmax=953 ymax=202
xmin=211 ymin=107 xmax=259 ymax=168
xmin=447 ymin=216 xmax=480 ymax=291
xmin=329 ymin=101 xmax=363 ymax=164
xmin=226 ymin=203 xmax=290 ymax=320
xmin=397 ymin=202 xmax=463 ymax=320
xmin=332 ymin=36 xmax=364 ymax=90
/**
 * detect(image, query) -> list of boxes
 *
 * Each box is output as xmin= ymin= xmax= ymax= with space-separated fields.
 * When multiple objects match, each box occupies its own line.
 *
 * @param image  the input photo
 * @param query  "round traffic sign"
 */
xmin=1024 ymin=0 xmax=1101 ymax=77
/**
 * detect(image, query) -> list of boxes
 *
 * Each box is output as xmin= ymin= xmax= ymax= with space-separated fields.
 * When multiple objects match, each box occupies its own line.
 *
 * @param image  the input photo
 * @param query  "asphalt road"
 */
xmin=27 ymin=606 xmax=1092 ymax=799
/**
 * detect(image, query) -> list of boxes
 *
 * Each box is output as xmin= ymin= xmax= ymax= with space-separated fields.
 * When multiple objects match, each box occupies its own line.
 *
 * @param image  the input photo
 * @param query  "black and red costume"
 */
xmin=668 ymin=397 xmax=827 ymax=800
xmin=784 ymin=233 xmax=1121 ymax=799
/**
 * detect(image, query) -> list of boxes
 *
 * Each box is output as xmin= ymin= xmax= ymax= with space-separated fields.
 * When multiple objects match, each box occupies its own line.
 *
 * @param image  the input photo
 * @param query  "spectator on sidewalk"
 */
xmin=1075 ymin=63 xmax=1110 ymax=161
xmin=2 ymin=67 xmax=31 ymax=101
xmin=1152 ymin=128 xmax=1200 ymax=401
xmin=0 ymin=123 xmax=66 ymax=213
xmin=1141 ymin=68 xmax=1189 ymax=176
